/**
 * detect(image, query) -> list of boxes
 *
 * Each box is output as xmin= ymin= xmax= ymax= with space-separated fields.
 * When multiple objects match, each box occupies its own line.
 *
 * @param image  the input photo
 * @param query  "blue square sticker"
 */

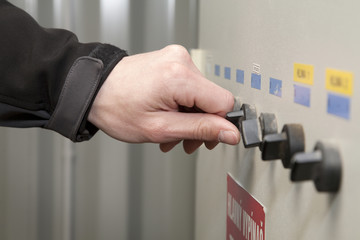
xmin=327 ymin=93 xmax=350 ymax=120
xmin=224 ymin=67 xmax=231 ymax=80
xmin=236 ymin=69 xmax=244 ymax=84
xmin=215 ymin=64 xmax=220 ymax=76
xmin=269 ymin=78 xmax=282 ymax=97
xmin=251 ymin=73 xmax=261 ymax=90
xmin=294 ymin=84 xmax=310 ymax=107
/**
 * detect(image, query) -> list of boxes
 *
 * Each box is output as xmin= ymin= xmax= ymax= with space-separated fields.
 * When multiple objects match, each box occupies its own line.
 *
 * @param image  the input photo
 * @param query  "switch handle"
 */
xmin=226 ymin=110 xmax=244 ymax=128
xmin=261 ymin=132 xmax=287 ymax=160
xmin=291 ymin=141 xmax=342 ymax=192
xmin=290 ymin=150 xmax=322 ymax=181
xmin=261 ymin=124 xmax=305 ymax=168
xmin=241 ymin=118 xmax=261 ymax=148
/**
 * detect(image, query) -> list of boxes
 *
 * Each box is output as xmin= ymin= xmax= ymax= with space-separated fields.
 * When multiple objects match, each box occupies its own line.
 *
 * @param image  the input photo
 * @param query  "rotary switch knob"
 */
xmin=290 ymin=141 xmax=342 ymax=192
xmin=226 ymin=105 xmax=278 ymax=148
xmin=261 ymin=124 xmax=305 ymax=168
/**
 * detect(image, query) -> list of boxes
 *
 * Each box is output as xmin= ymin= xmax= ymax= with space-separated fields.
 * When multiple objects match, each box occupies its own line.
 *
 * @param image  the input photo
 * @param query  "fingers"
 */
xmin=183 ymin=140 xmax=203 ymax=154
xmin=159 ymin=140 xmax=181 ymax=152
xmin=182 ymin=140 xmax=219 ymax=154
xmin=150 ymin=111 xmax=240 ymax=145
xmin=160 ymin=45 xmax=234 ymax=117
xmin=159 ymin=140 xmax=219 ymax=154
xmin=204 ymin=140 xmax=219 ymax=150
xmin=158 ymin=45 xmax=235 ymax=154
xmin=172 ymin=72 xmax=234 ymax=117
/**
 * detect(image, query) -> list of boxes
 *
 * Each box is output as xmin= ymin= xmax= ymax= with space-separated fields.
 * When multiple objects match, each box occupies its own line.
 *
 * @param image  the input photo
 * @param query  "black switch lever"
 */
xmin=241 ymin=113 xmax=278 ymax=148
xmin=226 ymin=104 xmax=259 ymax=148
xmin=226 ymin=105 xmax=278 ymax=148
xmin=238 ymin=104 xmax=258 ymax=148
xmin=225 ymin=103 xmax=255 ymax=130
xmin=261 ymin=124 xmax=305 ymax=168
xmin=225 ymin=97 xmax=243 ymax=128
xmin=290 ymin=141 xmax=342 ymax=192
xmin=226 ymin=110 xmax=244 ymax=129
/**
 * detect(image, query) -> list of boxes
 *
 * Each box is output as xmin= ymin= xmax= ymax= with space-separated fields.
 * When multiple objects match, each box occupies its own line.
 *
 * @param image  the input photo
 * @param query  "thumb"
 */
xmin=156 ymin=111 xmax=240 ymax=144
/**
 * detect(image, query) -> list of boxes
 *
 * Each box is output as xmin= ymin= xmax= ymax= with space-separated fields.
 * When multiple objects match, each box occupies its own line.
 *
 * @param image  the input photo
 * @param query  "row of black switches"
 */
xmin=226 ymin=104 xmax=342 ymax=193
xmin=226 ymin=104 xmax=278 ymax=148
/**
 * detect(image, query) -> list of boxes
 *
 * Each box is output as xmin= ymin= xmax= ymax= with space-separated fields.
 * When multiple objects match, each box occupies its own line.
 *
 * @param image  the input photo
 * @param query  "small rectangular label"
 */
xmin=236 ymin=69 xmax=244 ymax=84
xmin=227 ymin=174 xmax=265 ymax=240
xmin=215 ymin=64 xmax=221 ymax=76
xmin=269 ymin=78 xmax=282 ymax=97
xmin=251 ymin=73 xmax=261 ymax=90
xmin=252 ymin=63 xmax=260 ymax=74
xmin=327 ymin=93 xmax=351 ymax=120
xmin=294 ymin=84 xmax=311 ymax=107
xmin=294 ymin=63 xmax=314 ymax=85
xmin=326 ymin=68 xmax=353 ymax=96
xmin=225 ymin=67 xmax=231 ymax=80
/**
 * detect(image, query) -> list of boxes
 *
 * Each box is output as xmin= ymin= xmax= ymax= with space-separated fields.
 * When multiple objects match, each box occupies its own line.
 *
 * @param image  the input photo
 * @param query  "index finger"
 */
xmin=172 ymin=73 xmax=234 ymax=117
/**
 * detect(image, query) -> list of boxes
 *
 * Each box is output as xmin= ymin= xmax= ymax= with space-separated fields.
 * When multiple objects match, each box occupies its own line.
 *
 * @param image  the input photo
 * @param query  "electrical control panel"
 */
xmin=194 ymin=0 xmax=360 ymax=239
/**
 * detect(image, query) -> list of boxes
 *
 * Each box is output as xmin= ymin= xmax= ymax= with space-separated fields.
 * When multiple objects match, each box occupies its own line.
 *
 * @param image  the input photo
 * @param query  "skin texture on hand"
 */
xmin=88 ymin=45 xmax=240 ymax=154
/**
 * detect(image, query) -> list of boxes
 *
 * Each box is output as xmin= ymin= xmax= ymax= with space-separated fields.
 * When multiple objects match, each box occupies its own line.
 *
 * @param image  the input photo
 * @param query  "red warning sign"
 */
xmin=227 ymin=174 xmax=265 ymax=240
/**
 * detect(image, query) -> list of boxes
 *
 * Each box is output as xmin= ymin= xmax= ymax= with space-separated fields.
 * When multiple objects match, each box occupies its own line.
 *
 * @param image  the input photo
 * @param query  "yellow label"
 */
xmin=326 ymin=69 xmax=353 ymax=96
xmin=294 ymin=63 xmax=314 ymax=85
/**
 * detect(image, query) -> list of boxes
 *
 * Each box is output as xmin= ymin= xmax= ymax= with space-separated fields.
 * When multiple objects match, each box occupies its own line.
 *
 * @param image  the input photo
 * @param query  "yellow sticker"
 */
xmin=326 ymin=68 xmax=353 ymax=96
xmin=294 ymin=63 xmax=314 ymax=85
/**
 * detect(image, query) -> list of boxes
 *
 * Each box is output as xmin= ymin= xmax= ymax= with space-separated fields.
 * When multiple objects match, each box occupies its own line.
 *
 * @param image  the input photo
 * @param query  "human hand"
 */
xmin=88 ymin=45 xmax=240 ymax=154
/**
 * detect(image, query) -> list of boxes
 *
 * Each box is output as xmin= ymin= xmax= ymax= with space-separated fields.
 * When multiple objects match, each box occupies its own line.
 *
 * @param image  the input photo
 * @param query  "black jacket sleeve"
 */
xmin=0 ymin=1 xmax=128 ymax=142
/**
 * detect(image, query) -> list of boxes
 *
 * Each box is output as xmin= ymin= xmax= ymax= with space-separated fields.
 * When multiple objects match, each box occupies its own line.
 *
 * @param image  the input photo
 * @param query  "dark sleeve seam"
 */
xmin=70 ymin=59 xmax=103 ymax=138
xmin=45 ymin=56 xmax=103 ymax=141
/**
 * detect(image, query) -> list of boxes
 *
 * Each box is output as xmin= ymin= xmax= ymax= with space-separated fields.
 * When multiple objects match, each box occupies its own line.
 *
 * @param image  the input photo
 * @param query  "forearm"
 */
xmin=0 ymin=1 xmax=127 ymax=141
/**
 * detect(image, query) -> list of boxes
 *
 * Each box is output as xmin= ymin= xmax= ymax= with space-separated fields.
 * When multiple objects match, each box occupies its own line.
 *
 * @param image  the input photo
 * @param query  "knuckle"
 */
xmin=164 ymin=44 xmax=191 ymax=62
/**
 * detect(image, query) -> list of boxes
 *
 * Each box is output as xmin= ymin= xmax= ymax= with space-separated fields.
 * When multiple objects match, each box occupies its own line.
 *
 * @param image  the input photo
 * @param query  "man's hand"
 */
xmin=88 ymin=45 xmax=240 ymax=154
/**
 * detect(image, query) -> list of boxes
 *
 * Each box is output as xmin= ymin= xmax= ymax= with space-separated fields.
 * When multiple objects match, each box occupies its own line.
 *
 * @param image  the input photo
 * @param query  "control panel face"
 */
xmin=194 ymin=0 xmax=360 ymax=239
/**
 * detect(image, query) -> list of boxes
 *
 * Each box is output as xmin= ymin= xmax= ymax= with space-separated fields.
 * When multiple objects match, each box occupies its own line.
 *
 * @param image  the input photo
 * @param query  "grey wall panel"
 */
xmin=2 ymin=1 xmax=199 ymax=240
xmin=138 ymin=144 xmax=196 ymax=240
xmin=0 ymin=129 xmax=6 ymax=240
xmin=0 ymin=129 xmax=39 ymax=240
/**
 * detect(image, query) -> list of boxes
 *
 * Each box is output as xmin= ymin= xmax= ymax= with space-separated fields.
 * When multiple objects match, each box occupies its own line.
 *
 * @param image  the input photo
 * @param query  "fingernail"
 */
xmin=218 ymin=130 xmax=239 ymax=145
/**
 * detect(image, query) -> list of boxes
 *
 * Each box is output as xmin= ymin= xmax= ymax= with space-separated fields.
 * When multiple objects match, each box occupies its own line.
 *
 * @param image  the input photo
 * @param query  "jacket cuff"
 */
xmin=46 ymin=44 xmax=128 ymax=142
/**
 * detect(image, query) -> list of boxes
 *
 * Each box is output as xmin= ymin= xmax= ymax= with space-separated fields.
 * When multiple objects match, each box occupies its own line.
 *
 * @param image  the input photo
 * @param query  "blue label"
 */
xmin=251 ymin=73 xmax=261 ymax=90
xmin=269 ymin=78 xmax=282 ymax=97
xmin=224 ymin=67 xmax=231 ymax=80
xmin=215 ymin=64 xmax=220 ymax=76
xmin=294 ymin=84 xmax=310 ymax=107
xmin=236 ymin=69 xmax=244 ymax=84
xmin=327 ymin=93 xmax=351 ymax=120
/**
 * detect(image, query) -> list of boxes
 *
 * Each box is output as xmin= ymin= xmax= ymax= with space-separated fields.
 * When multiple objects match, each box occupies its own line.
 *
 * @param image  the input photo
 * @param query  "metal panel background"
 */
xmin=195 ymin=0 xmax=360 ymax=239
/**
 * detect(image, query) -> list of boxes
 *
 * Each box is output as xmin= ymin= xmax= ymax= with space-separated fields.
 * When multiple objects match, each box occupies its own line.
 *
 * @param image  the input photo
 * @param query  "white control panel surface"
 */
xmin=194 ymin=1 xmax=360 ymax=239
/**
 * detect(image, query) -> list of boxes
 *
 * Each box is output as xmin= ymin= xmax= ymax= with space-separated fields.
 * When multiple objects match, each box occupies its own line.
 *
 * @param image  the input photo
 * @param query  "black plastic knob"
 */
xmin=225 ymin=103 xmax=255 ymax=131
xmin=227 ymin=105 xmax=279 ymax=149
xmin=239 ymin=104 xmax=259 ymax=148
xmin=261 ymin=124 xmax=305 ymax=168
xmin=290 ymin=141 xmax=342 ymax=192
xmin=241 ymin=112 xmax=278 ymax=148
xmin=226 ymin=110 xmax=244 ymax=129
xmin=258 ymin=113 xmax=278 ymax=148
xmin=241 ymin=118 xmax=261 ymax=148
